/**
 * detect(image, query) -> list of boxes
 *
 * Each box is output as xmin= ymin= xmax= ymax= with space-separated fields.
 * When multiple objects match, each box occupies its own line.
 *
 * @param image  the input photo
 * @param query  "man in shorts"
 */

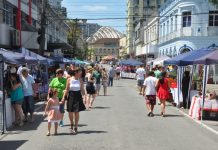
xmin=136 ymin=65 xmax=146 ymax=95
xmin=142 ymin=71 xmax=157 ymax=117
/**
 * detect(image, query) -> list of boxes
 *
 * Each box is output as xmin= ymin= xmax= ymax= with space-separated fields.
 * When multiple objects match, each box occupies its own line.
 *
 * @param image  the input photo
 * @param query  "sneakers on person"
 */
xmin=147 ymin=112 xmax=151 ymax=117
xmin=150 ymin=112 xmax=154 ymax=117
xmin=59 ymin=120 xmax=64 ymax=127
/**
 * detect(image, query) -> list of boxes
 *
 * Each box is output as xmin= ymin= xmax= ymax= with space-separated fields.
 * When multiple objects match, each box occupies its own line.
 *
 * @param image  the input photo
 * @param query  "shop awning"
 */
xmin=193 ymin=49 xmax=218 ymax=65
xmin=164 ymin=48 xmax=214 ymax=66
xmin=0 ymin=48 xmax=25 ymax=64
xmin=20 ymin=48 xmax=48 ymax=64
xmin=0 ymin=48 xmax=38 ymax=65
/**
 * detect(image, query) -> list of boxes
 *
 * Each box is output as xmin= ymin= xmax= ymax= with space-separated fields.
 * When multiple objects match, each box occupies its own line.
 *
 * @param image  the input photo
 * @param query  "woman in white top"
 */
xmin=61 ymin=68 xmax=86 ymax=134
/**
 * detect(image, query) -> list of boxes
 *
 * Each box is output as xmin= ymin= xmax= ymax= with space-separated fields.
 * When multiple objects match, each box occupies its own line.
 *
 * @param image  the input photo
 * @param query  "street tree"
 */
xmin=66 ymin=20 xmax=81 ymax=58
xmin=209 ymin=0 xmax=218 ymax=8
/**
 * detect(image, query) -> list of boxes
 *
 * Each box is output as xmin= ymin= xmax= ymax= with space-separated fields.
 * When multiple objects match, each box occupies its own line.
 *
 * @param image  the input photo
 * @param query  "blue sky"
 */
xmin=62 ymin=0 xmax=126 ymax=33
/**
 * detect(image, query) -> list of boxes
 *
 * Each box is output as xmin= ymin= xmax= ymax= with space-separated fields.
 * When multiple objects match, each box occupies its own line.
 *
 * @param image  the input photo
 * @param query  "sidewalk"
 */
xmin=174 ymin=106 xmax=218 ymax=135
xmin=0 ymin=101 xmax=46 ymax=140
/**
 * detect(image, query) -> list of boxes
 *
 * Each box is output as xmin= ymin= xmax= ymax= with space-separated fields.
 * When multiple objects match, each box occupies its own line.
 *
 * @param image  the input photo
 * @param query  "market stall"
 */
xmin=0 ymin=48 xmax=39 ymax=133
xmin=164 ymin=48 xmax=215 ymax=107
xmin=192 ymin=49 xmax=218 ymax=120
xmin=119 ymin=59 xmax=143 ymax=79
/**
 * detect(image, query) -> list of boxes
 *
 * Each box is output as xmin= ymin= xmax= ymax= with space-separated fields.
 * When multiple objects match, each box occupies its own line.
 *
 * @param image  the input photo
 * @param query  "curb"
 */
xmin=171 ymin=106 xmax=218 ymax=136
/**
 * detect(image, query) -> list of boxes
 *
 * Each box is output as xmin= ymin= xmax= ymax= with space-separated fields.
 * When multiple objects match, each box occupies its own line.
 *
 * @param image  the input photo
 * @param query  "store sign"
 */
xmin=147 ymin=54 xmax=154 ymax=58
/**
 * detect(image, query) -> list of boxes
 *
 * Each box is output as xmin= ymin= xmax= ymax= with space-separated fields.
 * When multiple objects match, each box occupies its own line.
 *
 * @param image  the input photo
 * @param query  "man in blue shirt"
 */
xmin=108 ymin=65 xmax=116 ymax=87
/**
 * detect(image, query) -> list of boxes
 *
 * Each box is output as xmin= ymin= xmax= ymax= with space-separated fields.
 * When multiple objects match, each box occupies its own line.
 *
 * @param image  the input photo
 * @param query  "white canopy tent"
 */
xmin=148 ymin=55 xmax=170 ymax=66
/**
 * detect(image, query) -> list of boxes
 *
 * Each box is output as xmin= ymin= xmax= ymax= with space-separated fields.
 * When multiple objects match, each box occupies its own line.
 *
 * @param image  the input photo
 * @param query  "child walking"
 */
xmin=44 ymin=89 xmax=62 ymax=136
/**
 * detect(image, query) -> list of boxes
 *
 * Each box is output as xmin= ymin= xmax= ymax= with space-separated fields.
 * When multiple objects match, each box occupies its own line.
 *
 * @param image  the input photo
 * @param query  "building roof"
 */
xmin=86 ymin=26 xmax=123 ymax=43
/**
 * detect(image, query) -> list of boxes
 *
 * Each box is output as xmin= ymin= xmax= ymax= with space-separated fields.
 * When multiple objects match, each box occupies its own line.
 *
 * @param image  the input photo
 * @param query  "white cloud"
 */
xmin=82 ymin=5 xmax=108 ymax=12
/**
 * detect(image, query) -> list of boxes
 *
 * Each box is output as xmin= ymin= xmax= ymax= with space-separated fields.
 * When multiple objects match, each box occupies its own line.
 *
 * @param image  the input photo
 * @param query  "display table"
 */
xmin=5 ymin=98 xmax=15 ymax=128
xmin=189 ymin=96 xmax=218 ymax=120
xmin=0 ymin=96 xmax=15 ymax=128
xmin=121 ymin=72 xmax=136 ymax=79
xmin=170 ymin=88 xmax=198 ymax=106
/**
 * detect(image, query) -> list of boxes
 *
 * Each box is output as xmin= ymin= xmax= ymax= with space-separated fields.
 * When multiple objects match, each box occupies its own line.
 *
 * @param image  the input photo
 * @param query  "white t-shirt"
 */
xmin=20 ymin=75 xmax=35 ymax=96
xmin=136 ymin=68 xmax=145 ymax=80
xmin=143 ymin=76 xmax=157 ymax=95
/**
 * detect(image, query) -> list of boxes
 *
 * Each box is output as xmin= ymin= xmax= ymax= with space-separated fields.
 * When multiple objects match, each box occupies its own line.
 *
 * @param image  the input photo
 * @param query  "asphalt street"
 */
xmin=0 ymin=79 xmax=218 ymax=150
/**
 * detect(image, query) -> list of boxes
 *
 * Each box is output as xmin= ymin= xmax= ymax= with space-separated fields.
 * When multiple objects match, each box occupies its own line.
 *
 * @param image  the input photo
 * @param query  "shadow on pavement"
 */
xmin=112 ymin=86 xmax=124 ymax=87
xmin=92 ymin=106 xmax=111 ymax=109
xmin=78 ymin=130 xmax=107 ymax=134
xmin=64 ymin=124 xmax=88 ymax=127
xmin=154 ymin=114 xmax=184 ymax=117
xmin=97 ymin=95 xmax=114 ymax=97
xmin=0 ymin=140 xmax=28 ymax=150
xmin=8 ymin=114 xmax=46 ymax=132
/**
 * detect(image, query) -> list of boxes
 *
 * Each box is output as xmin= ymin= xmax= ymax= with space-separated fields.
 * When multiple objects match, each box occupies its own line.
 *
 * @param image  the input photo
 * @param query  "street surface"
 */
xmin=0 ymin=79 xmax=218 ymax=150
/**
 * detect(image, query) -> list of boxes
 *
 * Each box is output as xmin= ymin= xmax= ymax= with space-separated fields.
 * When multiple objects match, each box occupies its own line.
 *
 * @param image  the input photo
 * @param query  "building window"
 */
xmin=147 ymin=0 xmax=150 ymax=6
xmin=99 ymin=48 xmax=102 ymax=53
xmin=182 ymin=12 xmax=191 ymax=27
xmin=209 ymin=11 xmax=218 ymax=26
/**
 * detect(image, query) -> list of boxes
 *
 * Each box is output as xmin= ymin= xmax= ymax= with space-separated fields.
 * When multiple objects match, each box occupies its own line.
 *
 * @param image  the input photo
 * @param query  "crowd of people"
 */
xmin=136 ymin=65 xmax=171 ymax=117
xmin=6 ymin=62 xmax=122 ymax=136
xmin=43 ymin=64 xmax=120 ymax=136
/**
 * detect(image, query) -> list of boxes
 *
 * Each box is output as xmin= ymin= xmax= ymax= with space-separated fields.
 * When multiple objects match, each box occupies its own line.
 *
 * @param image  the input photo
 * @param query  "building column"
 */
xmin=16 ymin=0 xmax=22 ymax=47
xmin=28 ymin=0 xmax=32 ymax=24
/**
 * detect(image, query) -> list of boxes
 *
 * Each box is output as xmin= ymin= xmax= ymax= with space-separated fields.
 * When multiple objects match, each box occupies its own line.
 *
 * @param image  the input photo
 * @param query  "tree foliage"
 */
xmin=209 ymin=0 xmax=218 ymax=8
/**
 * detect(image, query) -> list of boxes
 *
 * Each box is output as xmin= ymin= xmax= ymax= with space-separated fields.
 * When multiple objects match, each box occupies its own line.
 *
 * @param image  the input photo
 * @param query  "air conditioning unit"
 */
xmin=11 ymin=30 xmax=20 ymax=46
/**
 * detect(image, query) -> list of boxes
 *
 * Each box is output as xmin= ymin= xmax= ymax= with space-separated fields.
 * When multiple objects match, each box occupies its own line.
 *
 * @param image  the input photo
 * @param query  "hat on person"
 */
xmin=21 ymin=67 xmax=29 ymax=73
xmin=10 ymin=67 xmax=16 ymax=74
xmin=87 ymin=66 xmax=93 ymax=72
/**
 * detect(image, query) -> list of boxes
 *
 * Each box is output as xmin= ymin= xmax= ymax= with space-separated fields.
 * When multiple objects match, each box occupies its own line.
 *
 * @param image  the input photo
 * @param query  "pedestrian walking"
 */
xmin=108 ymin=65 xmax=116 ymax=87
xmin=48 ymin=69 xmax=67 ymax=127
xmin=20 ymin=67 xmax=36 ymax=123
xmin=142 ymin=71 xmax=157 ymax=117
xmin=115 ymin=65 xmax=121 ymax=80
xmin=9 ymin=72 xmax=24 ymax=126
xmin=44 ymin=88 xmax=62 ymax=136
xmin=102 ymin=68 xmax=108 ymax=96
xmin=136 ymin=65 xmax=146 ymax=95
xmin=85 ymin=67 xmax=96 ymax=108
xmin=61 ymin=68 xmax=86 ymax=134
xmin=156 ymin=71 xmax=170 ymax=117
xmin=154 ymin=66 xmax=163 ymax=79
xmin=93 ymin=66 xmax=102 ymax=96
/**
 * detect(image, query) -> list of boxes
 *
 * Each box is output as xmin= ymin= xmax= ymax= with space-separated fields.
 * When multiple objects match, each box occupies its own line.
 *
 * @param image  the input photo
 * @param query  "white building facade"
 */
xmin=142 ymin=17 xmax=159 ymax=63
xmin=159 ymin=0 xmax=218 ymax=57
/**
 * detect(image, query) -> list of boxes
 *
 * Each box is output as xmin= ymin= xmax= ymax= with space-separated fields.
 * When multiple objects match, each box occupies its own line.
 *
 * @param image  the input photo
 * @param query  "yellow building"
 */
xmin=87 ymin=27 xmax=123 ymax=61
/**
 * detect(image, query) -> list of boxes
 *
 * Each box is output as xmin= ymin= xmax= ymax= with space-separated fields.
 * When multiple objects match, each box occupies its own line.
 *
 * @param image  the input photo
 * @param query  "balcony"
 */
xmin=159 ymin=27 xmax=193 ymax=44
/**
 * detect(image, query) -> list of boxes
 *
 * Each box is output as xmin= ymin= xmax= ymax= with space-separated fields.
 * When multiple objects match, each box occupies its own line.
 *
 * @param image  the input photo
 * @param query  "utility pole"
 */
xmin=72 ymin=18 xmax=78 ymax=58
xmin=39 ymin=0 xmax=47 ymax=55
